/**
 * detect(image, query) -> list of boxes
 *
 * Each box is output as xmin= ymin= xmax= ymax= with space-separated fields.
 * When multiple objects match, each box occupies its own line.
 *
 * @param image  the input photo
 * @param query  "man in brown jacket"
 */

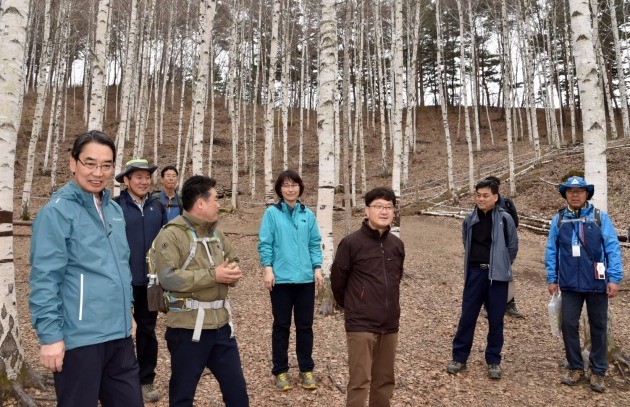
xmin=331 ymin=187 xmax=405 ymax=407
xmin=153 ymin=175 xmax=248 ymax=407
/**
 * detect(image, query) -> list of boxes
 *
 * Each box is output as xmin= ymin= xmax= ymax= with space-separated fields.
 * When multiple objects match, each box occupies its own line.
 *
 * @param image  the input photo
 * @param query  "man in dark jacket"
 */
xmin=152 ymin=165 xmax=183 ymax=221
xmin=331 ymin=187 xmax=405 ymax=407
xmin=115 ymin=159 xmax=167 ymax=402
xmin=447 ymin=178 xmax=518 ymax=380
xmin=483 ymin=176 xmax=523 ymax=318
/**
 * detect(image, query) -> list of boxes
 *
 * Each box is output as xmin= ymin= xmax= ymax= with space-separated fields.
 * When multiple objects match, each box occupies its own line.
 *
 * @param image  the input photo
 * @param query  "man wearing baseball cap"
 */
xmin=115 ymin=158 xmax=167 ymax=402
xmin=545 ymin=176 xmax=623 ymax=393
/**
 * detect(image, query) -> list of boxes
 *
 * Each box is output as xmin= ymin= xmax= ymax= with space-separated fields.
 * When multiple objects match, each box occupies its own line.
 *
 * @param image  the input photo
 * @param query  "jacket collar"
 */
xmin=60 ymin=180 xmax=112 ymax=207
xmin=181 ymin=210 xmax=218 ymax=235
xmin=273 ymin=198 xmax=305 ymax=212
xmin=360 ymin=218 xmax=390 ymax=239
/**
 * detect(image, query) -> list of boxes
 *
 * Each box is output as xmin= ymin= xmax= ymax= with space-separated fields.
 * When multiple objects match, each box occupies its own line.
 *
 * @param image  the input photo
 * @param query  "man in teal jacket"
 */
xmin=29 ymin=131 xmax=142 ymax=406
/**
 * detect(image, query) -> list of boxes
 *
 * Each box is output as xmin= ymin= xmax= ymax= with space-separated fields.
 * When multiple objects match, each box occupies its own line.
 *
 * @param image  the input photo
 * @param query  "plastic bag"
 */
xmin=548 ymin=292 xmax=562 ymax=337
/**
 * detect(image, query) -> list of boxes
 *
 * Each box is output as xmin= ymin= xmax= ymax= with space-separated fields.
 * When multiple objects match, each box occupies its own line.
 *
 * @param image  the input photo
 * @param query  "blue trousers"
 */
xmin=269 ymin=282 xmax=315 ymax=375
xmin=452 ymin=266 xmax=509 ymax=365
xmin=165 ymin=325 xmax=249 ymax=407
xmin=53 ymin=336 xmax=142 ymax=407
xmin=561 ymin=290 xmax=608 ymax=375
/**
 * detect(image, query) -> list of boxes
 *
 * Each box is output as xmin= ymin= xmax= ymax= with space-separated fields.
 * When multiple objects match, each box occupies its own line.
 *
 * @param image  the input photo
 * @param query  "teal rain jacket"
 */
xmin=29 ymin=180 xmax=134 ymax=350
xmin=258 ymin=199 xmax=322 ymax=284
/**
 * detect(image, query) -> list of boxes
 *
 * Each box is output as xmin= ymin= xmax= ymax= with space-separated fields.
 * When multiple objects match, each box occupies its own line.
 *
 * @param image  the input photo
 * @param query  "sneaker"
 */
xmin=141 ymin=384 xmax=160 ymax=403
xmin=505 ymin=302 xmax=524 ymax=318
xmin=590 ymin=373 xmax=606 ymax=393
xmin=446 ymin=361 xmax=467 ymax=374
xmin=488 ymin=364 xmax=502 ymax=379
xmin=560 ymin=369 xmax=585 ymax=386
xmin=275 ymin=372 xmax=291 ymax=391
xmin=299 ymin=371 xmax=317 ymax=389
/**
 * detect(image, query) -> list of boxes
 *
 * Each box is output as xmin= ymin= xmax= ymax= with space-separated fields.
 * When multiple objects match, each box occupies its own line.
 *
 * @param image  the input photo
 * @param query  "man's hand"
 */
xmin=215 ymin=259 xmax=243 ymax=284
xmin=263 ymin=266 xmax=275 ymax=291
xmin=40 ymin=340 xmax=65 ymax=372
xmin=607 ymin=282 xmax=619 ymax=298
xmin=314 ymin=268 xmax=323 ymax=291
xmin=548 ymin=283 xmax=559 ymax=295
xmin=132 ymin=315 xmax=137 ymax=338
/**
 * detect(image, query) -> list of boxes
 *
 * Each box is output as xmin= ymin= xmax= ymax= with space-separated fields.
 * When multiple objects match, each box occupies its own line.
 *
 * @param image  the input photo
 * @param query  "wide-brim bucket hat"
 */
xmin=558 ymin=176 xmax=594 ymax=200
xmin=115 ymin=158 xmax=158 ymax=183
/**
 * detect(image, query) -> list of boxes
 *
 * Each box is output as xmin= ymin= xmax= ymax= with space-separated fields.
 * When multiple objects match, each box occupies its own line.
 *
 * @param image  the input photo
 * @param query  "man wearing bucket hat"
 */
xmin=545 ymin=176 xmax=623 ymax=393
xmin=115 ymin=158 xmax=167 ymax=402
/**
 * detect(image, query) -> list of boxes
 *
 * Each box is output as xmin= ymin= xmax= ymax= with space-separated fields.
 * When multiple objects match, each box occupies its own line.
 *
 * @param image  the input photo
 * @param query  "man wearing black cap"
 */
xmin=115 ymin=158 xmax=167 ymax=402
xmin=545 ymin=176 xmax=623 ymax=393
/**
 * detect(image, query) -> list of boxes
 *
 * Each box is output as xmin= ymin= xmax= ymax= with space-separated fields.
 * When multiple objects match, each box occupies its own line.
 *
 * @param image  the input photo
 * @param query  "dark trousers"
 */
xmin=452 ymin=266 xmax=509 ymax=365
xmin=133 ymin=285 xmax=158 ymax=385
xmin=269 ymin=282 xmax=315 ymax=375
xmin=165 ymin=325 xmax=248 ymax=407
xmin=561 ymin=290 xmax=608 ymax=375
xmin=53 ymin=336 xmax=143 ymax=407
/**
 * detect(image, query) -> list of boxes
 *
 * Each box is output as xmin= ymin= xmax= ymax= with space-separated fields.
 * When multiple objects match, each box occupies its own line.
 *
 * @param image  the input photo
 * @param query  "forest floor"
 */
xmin=8 ymin=90 xmax=630 ymax=406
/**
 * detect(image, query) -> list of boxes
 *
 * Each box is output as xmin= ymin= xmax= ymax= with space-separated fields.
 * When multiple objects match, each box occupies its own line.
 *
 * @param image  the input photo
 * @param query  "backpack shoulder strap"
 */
xmin=594 ymin=208 xmax=602 ymax=227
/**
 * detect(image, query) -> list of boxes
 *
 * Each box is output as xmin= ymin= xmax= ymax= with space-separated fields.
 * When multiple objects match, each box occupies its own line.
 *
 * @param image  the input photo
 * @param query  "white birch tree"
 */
xmin=264 ymin=0 xmax=281 ymax=204
xmin=390 ymin=0 xmax=404 ymax=236
xmin=20 ymin=0 xmax=52 ymax=219
xmin=317 ymin=0 xmax=337 ymax=314
xmin=501 ymin=0 xmax=516 ymax=196
xmin=568 ymin=0 xmax=608 ymax=209
xmin=87 ymin=0 xmax=111 ymax=130
xmin=0 ymin=0 xmax=36 ymax=402
xmin=190 ymin=0 xmax=216 ymax=175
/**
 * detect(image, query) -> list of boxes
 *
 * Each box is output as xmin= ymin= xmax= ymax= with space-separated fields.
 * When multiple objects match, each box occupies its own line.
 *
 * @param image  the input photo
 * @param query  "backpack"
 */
xmin=146 ymin=218 xmax=222 ymax=312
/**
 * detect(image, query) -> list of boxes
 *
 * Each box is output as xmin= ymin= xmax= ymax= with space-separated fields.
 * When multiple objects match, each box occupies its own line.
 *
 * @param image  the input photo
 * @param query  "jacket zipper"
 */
xmin=79 ymin=273 xmax=84 ymax=320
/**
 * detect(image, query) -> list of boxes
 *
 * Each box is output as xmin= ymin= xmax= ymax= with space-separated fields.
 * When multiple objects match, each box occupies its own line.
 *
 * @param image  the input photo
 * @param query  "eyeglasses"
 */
xmin=369 ymin=204 xmax=394 ymax=212
xmin=164 ymin=174 xmax=178 ymax=179
xmin=77 ymin=158 xmax=114 ymax=172
xmin=566 ymin=189 xmax=587 ymax=195
xmin=281 ymin=183 xmax=299 ymax=189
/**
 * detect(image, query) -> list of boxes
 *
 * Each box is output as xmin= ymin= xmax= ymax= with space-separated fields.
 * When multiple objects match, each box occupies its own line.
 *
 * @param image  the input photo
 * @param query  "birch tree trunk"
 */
xmin=190 ymin=0 xmax=216 ymax=175
xmin=20 ymin=0 xmax=52 ymax=219
xmin=264 ymin=0 xmax=280 ymax=204
xmin=568 ymin=0 xmax=608 ymax=209
xmin=250 ymin=0 xmax=263 ymax=198
xmin=591 ymin=0 xmax=616 ymax=140
xmin=436 ymin=0 xmax=456 ymax=201
xmin=501 ymin=0 xmax=516 ymax=196
xmin=87 ymin=0 xmax=110 ymax=130
xmin=0 ymin=0 xmax=32 ymax=398
xmin=317 ymin=0 xmax=337 ymax=315
xmin=457 ymin=0 xmax=474 ymax=194
xmin=113 ymin=0 xmax=139 ymax=195
xmin=390 ymin=0 xmax=404 ymax=237
xmin=467 ymin=0 xmax=481 ymax=151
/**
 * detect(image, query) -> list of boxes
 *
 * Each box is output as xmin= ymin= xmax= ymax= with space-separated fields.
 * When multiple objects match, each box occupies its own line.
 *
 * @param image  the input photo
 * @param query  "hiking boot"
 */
xmin=560 ymin=369 xmax=585 ymax=386
xmin=299 ymin=371 xmax=317 ymax=390
xmin=590 ymin=373 xmax=606 ymax=393
xmin=488 ymin=364 xmax=502 ymax=379
xmin=275 ymin=372 xmax=291 ymax=391
xmin=141 ymin=384 xmax=160 ymax=403
xmin=446 ymin=361 xmax=467 ymax=374
xmin=505 ymin=302 xmax=524 ymax=318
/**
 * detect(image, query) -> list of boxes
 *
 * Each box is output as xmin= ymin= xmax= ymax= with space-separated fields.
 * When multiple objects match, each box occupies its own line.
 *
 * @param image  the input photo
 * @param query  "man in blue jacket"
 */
xmin=545 ymin=176 xmax=623 ymax=393
xmin=115 ymin=158 xmax=167 ymax=402
xmin=29 ymin=131 xmax=142 ymax=406
xmin=447 ymin=177 xmax=518 ymax=380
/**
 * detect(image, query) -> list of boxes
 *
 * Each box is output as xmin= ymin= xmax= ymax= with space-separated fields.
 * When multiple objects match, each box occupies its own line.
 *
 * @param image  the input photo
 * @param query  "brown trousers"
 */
xmin=346 ymin=332 xmax=398 ymax=407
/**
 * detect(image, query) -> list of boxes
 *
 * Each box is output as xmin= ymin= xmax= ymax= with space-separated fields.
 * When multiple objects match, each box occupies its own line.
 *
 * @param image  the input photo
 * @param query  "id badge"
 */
xmin=572 ymin=244 xmax=581 ymax=257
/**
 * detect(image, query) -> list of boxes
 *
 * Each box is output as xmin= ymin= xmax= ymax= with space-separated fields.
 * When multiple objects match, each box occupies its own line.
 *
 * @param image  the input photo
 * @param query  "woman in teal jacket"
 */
xmin=258 ymin=169 xmax=323 ymax=391
xmin=29 ymin=131 xmax=142 ymax=406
